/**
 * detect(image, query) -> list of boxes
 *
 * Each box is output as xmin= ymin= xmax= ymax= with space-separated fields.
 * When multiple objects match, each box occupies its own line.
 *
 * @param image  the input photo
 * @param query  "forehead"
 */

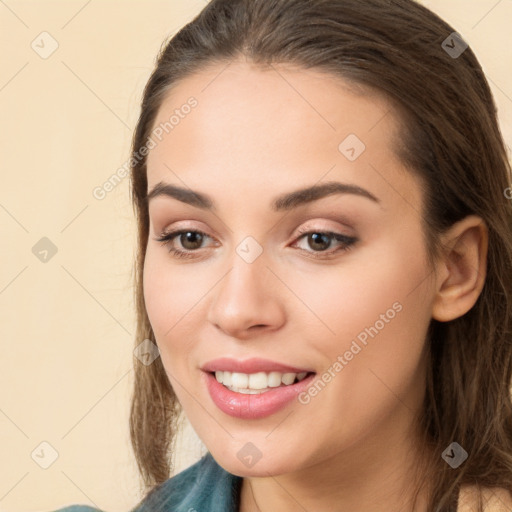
xmin=145 ymin=60 xmax=418 ymax=212
xmin=148 ymin=60 xmax=396 ymax=152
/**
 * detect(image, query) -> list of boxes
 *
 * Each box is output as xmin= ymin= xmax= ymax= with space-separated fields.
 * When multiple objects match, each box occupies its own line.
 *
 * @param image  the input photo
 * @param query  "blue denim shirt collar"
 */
xmin=132 ymin=452 xmax=242 ymax=512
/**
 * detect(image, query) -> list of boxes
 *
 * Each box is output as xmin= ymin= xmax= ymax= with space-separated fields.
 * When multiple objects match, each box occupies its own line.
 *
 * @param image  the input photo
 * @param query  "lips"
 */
xmin=203 ymin=370 xmax=317 ymax=419
xmin=201 ymin=357 xmax=315 ymax=374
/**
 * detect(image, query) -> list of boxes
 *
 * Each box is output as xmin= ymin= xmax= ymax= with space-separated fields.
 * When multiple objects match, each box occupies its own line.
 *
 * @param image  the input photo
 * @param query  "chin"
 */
xmin=211 ymin=445 xmax=302 ymax=478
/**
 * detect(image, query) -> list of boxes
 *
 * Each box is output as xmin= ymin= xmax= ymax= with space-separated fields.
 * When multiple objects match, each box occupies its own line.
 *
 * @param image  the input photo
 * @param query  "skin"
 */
xmin=143 ymin=59 xmax=488 ymax=512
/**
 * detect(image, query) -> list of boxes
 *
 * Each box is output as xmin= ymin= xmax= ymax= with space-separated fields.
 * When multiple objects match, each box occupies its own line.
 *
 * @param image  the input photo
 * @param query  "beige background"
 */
xmin=0 ymin=1 xmax=511 ymax=511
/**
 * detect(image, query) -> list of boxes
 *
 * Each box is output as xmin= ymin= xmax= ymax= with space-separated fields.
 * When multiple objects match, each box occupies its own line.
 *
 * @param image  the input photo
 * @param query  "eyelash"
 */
xmin=154 ymin=225 xmax=357 ymax=261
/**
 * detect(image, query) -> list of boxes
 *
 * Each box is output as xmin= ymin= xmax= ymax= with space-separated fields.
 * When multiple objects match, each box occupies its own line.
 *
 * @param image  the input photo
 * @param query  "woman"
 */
xmin=55 ymin=0 xmax=512 ymax=510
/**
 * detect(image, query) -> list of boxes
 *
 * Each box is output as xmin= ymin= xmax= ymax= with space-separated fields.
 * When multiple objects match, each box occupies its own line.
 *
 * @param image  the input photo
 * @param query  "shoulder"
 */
xmin=458 ymin=484 xmax=512 ymax=511
xmin=132 ymin=451 xmax=242 ymax=512
xmin=52 ymin=453 xmax=242 ymax=512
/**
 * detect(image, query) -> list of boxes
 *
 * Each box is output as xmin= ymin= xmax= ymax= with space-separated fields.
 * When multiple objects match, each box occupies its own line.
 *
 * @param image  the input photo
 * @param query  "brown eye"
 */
xmin=293 ymin=228 xmax=358 ymax=259
xmin=178 ymin=231 xmax=205 ymax=250
xmin=154 ymin=229 xmax=213 ymax=260
xmin=306 ymin=233 xmax=332 ymax=251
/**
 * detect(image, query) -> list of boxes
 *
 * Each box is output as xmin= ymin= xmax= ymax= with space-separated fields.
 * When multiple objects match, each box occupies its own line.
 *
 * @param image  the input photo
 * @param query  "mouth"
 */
xmin=203 ymin=369 xmax=317 ymax=419
xmin=206 ymin=370 xmax=316 ymax=394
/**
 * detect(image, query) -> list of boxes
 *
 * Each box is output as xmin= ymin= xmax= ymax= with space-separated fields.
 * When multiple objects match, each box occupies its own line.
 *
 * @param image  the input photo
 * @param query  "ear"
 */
xmin=431 ymin=215 xmax=488 ymax=322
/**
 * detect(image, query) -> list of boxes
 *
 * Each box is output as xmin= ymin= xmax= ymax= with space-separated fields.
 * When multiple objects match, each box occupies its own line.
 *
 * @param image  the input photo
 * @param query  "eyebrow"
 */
xmin=146 ymin=180 xmax=380 ymax=212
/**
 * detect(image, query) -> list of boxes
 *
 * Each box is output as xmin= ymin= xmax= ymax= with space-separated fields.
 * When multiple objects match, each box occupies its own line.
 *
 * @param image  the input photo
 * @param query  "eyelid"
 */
xmin=291 ymin=218 xmax=355 ymax=236
xmin=155 ymin=220 xmax=211 ymax=237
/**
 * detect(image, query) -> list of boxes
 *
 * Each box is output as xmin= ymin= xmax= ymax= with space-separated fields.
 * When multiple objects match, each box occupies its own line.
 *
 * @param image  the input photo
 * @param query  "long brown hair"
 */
xmin=128 ymin=1 xmax=512 ymax=510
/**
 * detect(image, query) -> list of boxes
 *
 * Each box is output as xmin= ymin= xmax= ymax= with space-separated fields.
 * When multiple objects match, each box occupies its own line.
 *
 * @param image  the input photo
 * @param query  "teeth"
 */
xmin=214 ymin=370 xmax=309 ymax=392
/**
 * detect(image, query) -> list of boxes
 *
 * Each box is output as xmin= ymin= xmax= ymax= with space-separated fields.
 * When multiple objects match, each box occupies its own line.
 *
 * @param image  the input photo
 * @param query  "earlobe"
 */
xmin=431 ymin=215 xmax=488 ymax=322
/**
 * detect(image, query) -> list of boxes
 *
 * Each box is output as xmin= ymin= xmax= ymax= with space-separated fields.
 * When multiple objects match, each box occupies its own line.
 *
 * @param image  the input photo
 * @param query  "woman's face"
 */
xmin=143 ymin=60 xmax=437 ymax=477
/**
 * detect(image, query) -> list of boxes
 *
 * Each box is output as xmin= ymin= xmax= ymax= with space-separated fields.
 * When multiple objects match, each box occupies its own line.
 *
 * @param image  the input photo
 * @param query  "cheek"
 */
xmin=143 ymin=249 xmax=168 ymax=334
xmin=289 ymin=229 xmax=431 ymax=348
xmin=142 ymin=248 xmax=211 ymax=367
xmin=143 ymin=249 xmax=194 ymax=331
xmin=289 ymin=241 xmax=432 ymax=453
xmin=293 ymin=228 xmax=432 ymax=407
xmin=308 ymin=230 xmax=432 ymax=410
xmin=143 ymin=250 xmax=184 ymax=360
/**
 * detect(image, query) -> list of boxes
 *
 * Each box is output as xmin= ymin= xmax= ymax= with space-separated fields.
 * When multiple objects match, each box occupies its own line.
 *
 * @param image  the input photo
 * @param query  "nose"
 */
xmin=207 ymin=252 xmax=286 ymax=339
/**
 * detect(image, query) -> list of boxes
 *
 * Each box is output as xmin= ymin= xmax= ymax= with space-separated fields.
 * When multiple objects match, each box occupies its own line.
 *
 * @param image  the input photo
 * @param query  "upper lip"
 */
xmin=201 ymin=357 xmax=315 ymax=374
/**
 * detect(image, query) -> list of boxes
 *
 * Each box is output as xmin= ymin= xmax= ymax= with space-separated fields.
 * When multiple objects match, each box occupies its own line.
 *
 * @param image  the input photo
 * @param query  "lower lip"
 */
xmin=203 ymin=371 xmax=316 ymax=419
